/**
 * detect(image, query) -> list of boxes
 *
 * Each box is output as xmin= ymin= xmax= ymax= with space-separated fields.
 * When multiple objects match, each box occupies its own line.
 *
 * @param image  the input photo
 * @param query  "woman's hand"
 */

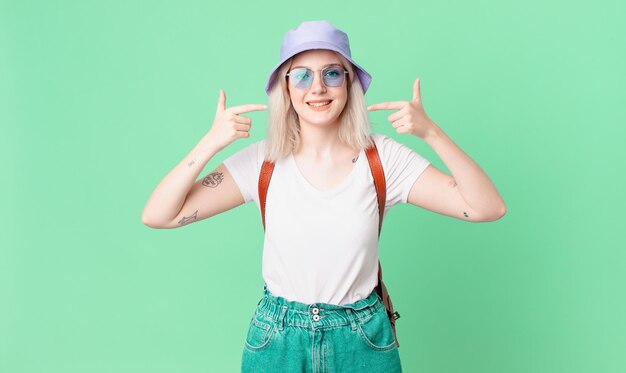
xmin=369 ymin=79 xmax=507 ymax=221
xmin=205 ymin=89 xmax=267 ymax=152
xmin=367 ymin=78 xmax=436 ymax=140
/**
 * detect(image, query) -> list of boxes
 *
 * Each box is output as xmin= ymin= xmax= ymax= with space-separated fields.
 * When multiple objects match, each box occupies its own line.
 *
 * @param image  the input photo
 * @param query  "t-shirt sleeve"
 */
xmin=375 ymin=134 xmax=431 ymax=211
xmin=222 ymin=140 xmax=264 ymax=204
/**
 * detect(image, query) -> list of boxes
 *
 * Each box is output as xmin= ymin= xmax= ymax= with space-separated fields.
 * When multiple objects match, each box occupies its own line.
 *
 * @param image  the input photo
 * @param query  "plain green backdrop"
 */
xmin=2 ymin=0 xmax=625 ymax=372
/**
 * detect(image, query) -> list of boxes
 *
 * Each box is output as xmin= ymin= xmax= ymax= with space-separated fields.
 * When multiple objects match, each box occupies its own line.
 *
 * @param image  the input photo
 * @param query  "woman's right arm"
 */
xmin=141 ymin=90 xmax=267 ymax=229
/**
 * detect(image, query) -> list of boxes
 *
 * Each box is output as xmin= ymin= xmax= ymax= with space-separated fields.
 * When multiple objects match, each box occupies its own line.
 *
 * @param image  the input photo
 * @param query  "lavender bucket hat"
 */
xmin=264 ymin=20 xmax=372 ymax=95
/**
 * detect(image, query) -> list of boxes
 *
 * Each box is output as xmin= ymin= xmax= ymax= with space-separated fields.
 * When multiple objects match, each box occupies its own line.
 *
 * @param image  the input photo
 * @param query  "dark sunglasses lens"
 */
xmin=323 ymin=67 xmax=345 ymax=87
xmin=289 ymin=68 xmax=312 ymax=89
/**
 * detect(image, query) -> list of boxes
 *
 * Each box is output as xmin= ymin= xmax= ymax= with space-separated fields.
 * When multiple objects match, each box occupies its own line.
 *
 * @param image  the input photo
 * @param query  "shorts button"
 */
xmin=313 ymin=314 xmax=320 ymax=322
xmin=312 ymin=307 xmax=319 ymax=315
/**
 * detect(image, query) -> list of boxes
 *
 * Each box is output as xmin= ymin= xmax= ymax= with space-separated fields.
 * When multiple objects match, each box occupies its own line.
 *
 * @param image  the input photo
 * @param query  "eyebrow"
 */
xmin=290 ymin=63 xmax=344 ymax=70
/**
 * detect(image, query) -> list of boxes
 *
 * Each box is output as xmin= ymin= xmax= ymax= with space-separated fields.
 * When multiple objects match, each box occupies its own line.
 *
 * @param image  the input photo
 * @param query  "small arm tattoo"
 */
xmin=188 ymin=159 xmax=196 ymax=167
xmin=463 ymin=211 xmax=469 ymax=218
xmin=352 ymin=155 xmax=359 ymax=163
xmin=178 ymin=210 xmax=198 ymax=225
xmin=202 ymin=172 xmax=224 ymax=188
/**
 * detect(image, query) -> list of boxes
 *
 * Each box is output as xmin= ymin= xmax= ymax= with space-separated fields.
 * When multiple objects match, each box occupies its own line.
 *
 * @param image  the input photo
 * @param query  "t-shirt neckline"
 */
xmin=289 ymin=148 xmax=364 ymax=197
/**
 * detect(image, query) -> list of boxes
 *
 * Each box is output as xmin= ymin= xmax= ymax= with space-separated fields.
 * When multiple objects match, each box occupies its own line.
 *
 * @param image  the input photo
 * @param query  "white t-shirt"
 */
xmin=223 ymin=133 xmax=430 ymax=305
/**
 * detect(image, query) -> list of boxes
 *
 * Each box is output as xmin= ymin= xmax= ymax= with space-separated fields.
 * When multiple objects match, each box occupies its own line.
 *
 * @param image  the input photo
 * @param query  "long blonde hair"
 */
xmin=264 ymin=51 xmax=374 ymax=162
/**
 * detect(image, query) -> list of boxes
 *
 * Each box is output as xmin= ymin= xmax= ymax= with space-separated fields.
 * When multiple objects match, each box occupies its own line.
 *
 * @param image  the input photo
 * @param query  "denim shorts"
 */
xmin=241 ymin=284 xmax=402 ymax=373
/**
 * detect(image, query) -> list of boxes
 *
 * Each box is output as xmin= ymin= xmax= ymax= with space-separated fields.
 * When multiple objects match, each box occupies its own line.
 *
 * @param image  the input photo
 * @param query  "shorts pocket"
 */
xmin=355 ymin=306 xmax=398 ymax=352
xmin=244 ymin=312 xmax=276 ymax=351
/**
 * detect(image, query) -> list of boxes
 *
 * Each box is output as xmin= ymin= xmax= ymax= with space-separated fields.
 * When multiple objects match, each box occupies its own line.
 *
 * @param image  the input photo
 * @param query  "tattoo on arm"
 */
xmin=202 ymin=172 xmax=224 ymax=188
xmin=445 ymin=178 xmax=468 ymax=217
xmin=188 ymin=158 xmax=196 ymax=167
xmin=178 ymin=210 xmax=198 ymax=225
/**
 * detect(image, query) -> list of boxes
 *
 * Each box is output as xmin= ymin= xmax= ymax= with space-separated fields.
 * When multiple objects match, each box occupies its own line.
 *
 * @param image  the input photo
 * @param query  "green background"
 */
xmin=2 ymin=0 xmax=625 ymax=372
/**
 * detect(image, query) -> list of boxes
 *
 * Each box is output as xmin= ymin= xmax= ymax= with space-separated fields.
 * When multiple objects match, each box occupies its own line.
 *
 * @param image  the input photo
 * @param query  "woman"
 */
xmin=142 ymin=20 xmax=506 ymax=372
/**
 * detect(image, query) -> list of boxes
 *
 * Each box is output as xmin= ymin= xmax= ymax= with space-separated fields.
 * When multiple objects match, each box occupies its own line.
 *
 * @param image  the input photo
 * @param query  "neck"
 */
xmin=295 ymin=119 xmax=344 ymax=157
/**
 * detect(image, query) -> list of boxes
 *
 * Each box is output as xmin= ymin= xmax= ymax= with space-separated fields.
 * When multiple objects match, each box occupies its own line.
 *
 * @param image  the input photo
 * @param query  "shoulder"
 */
xmin=368 ymin=133 xmax=430 ymax=169
xmin=228 ymin=138 xmax=267 ymax=157
xmin=370 ymin=133 xmax=403 ymax=147
xmin=221 ymin=139 xmax=269 ymax=200
xmin=255 ymin=138 xmax=268 ymax=156
xmin=223 ymin=139 xmax=268 ymax=172
xmin=244 ymin=138 xmax=267 ymax=152
xmin=370 ymin=132 xmax=387 ymax=145
xmin=369 ymin=133 xmax=406 ymax=156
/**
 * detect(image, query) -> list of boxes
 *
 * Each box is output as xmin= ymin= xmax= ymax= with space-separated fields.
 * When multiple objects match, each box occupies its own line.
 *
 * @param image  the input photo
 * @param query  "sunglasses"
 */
xmin=286 ymin=65 xmax=349 ymax=89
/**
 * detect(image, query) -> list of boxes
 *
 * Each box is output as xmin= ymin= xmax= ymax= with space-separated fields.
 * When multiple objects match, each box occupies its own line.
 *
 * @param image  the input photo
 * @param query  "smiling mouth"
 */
xmin=307 ymin=100 xmax=332 ymax=107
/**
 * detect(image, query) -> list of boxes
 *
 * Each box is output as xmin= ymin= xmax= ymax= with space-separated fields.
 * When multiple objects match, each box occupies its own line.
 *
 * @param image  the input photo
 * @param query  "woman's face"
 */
xmin=287 ymin=49 xmax=349 ymax=129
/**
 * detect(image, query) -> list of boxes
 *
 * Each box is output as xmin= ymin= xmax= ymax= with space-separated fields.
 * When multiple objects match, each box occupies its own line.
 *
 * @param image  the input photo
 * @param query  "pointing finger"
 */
xmin=367 ymin=101 xmax=406 ymax=111
xmin=412 ymin=78 xmax=421 ymax=102
xmin=230 ymin=104 xmax=268 ymax=115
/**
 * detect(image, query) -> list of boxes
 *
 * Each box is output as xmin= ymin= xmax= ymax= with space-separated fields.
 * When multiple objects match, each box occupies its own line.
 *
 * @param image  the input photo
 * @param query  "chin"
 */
xmin=302 ymin=116 xmax=341 ymax=127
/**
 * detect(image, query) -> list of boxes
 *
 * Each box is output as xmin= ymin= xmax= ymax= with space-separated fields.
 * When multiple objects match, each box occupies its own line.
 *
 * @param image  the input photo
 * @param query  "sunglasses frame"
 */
xmin=285 ymin=65 xmax=349 ymax=89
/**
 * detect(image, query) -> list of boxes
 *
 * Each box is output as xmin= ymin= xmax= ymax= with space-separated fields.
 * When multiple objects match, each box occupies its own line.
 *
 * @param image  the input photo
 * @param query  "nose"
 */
xmin=309 ymin=70 xmax=326 ymax=94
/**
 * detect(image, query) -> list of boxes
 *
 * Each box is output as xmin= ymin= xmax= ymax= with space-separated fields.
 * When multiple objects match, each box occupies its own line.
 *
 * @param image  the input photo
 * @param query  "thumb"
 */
xmin=412 ymin=78 xmax=421 ymax=102
xmin=216 ymin=89 xmax=226 ymax=113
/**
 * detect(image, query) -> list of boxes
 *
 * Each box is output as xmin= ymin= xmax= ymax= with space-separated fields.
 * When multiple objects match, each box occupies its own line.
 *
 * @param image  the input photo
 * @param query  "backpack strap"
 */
xmin=364 ymin=143 xmax=386 ymax=239
xmin=258 ymin=160 xmax=275 ymax=230
xmin=258 ymin=136 xmax=400 ymax=347
xmin=364 ymin=140 xmax=401 ymax=348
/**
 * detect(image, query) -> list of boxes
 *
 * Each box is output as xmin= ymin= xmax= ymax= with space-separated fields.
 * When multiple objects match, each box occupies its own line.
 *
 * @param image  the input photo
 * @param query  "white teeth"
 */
xmin=308 ymin=101 xmax=331 ymax=107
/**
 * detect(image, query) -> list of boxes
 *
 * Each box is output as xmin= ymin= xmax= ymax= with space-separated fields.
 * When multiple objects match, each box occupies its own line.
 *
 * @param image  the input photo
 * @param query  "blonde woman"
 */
xmin=142 ymin=20 xmax=506 ymax=373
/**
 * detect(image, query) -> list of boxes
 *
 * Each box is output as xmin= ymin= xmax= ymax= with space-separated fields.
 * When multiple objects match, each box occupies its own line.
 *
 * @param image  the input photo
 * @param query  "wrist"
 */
xmin=197 ymin=133 xmax=222 ymax=154
xmin=423 ymin=121 xmax=442 ymax=143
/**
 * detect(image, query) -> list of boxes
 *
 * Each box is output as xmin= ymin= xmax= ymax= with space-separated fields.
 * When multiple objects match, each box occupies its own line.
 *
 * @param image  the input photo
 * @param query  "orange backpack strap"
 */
xmin=259 ymin=160 xmax=275 ymax=231
xmin=364 ymin=142 xmax=386 ymax=239
xmin=365 ymin=139 xmax=401 ymax=348
xmin=258 ymin=136 xmax=400 ymax=347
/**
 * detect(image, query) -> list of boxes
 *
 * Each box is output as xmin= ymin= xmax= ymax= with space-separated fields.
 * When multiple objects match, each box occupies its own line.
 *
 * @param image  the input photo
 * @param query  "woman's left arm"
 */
xmin=368 ymin=78 xmax=506 ymax=222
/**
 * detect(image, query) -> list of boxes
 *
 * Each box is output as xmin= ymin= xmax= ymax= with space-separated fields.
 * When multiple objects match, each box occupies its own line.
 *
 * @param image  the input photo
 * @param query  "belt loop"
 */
xmin=278 ymin=305 xmax=288 ymax=331
xmin=345 ymin=309 xmax=357 ymax=331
